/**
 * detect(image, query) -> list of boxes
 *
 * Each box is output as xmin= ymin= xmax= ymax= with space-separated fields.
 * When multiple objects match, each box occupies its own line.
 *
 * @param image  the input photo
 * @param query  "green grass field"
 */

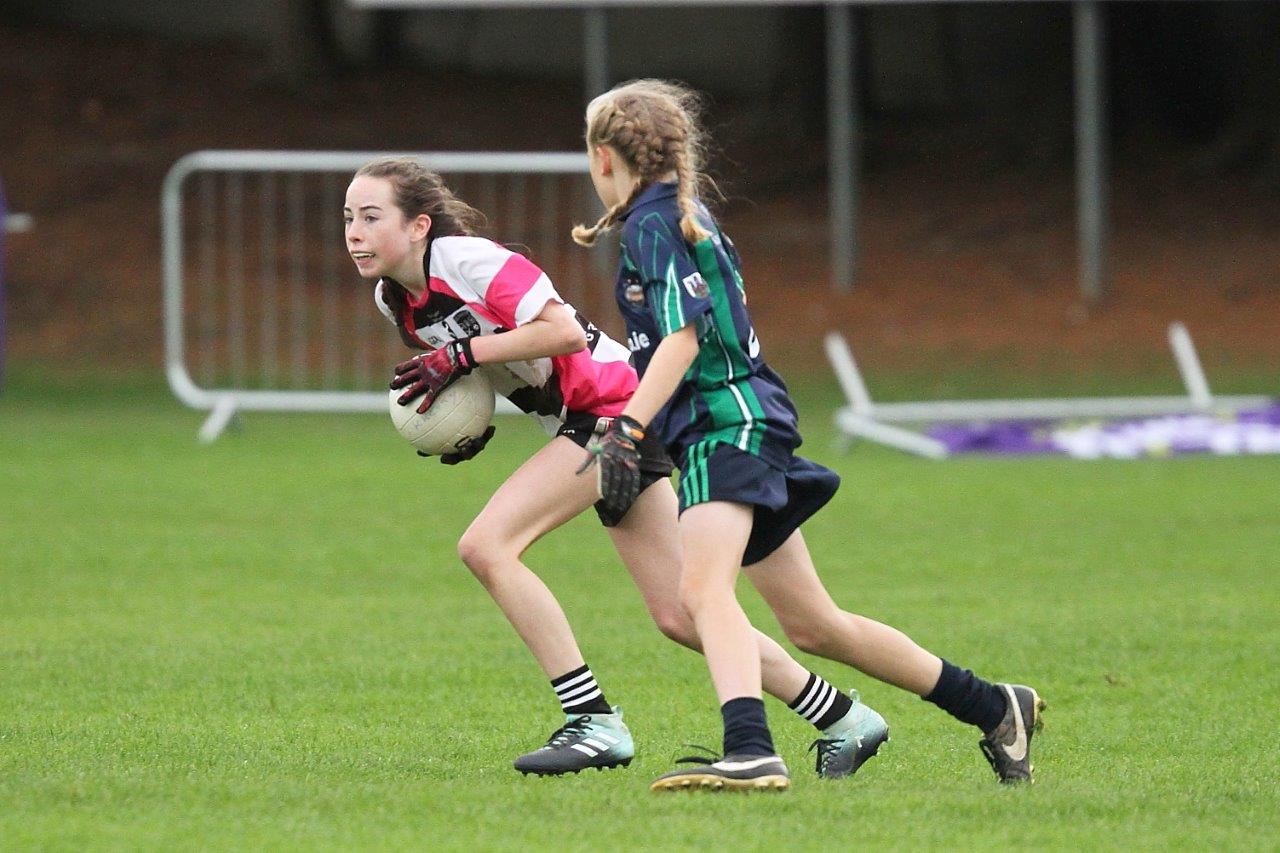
xmin=2 ymin=369 xmax=1278 ymax=849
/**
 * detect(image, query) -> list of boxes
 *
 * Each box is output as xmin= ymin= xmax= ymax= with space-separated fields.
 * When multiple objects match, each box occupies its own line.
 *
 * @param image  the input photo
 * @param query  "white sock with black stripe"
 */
xmin=788 ymin=672 xmax=854 ymax=731
xmin=551 ymin=664 xmax=612 ymax=715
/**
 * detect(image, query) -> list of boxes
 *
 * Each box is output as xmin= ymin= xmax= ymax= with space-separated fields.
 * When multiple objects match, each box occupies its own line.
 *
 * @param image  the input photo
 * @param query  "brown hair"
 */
xmin=355 ymin=157 xmax=486 ymax=238
xmin=572 ymin=79 xmax=715 ymax=247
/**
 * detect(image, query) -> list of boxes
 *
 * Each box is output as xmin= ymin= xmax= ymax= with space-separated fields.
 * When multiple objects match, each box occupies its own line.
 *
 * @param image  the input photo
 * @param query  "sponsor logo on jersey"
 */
xmin=624 ymin=283 xmax=646 ymax=305
xmin=451 ymin=309 xmax=482 ymax=338
xmin=748 ymin=327 xmax=761 ymax=358
xmin=628 ymin=331 xmax=651 ymax=352
xmin=585 ymin=327 xmax=601 ymax=351
xmin=682 ymin=272 xmax=709 ymax=299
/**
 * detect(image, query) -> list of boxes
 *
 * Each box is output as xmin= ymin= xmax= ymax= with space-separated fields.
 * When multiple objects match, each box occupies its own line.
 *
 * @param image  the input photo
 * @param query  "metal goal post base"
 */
xmin=825 ymin=322 xmax=1273 ymax=459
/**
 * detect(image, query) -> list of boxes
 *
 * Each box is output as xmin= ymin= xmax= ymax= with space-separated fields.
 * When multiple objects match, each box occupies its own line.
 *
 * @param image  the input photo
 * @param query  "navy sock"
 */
xmin=721 ymin=696 xmax=776 ymax=758
xmin=922 ymin=659 xmax=1008 ymax=733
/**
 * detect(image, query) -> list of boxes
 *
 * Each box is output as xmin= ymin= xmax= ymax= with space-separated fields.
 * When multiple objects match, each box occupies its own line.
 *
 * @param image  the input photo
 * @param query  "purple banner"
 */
xmin=929 ymin=403 xmax=1280 ymax=459
xmin=0 ymin=177 xmax=6 ymax=390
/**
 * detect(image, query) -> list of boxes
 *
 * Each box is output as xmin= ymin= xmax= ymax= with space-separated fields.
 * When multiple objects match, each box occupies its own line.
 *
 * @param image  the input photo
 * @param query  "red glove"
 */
xmin=390 ymin=337 xmax=477 ymax=414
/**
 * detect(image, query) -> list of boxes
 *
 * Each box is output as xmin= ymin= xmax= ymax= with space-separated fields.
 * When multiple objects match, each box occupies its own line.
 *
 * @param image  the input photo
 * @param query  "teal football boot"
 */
xmin=514 ymin=706 xmax=634 ymax=776
xmin=809 ymin=690 xmax=890 ymax=779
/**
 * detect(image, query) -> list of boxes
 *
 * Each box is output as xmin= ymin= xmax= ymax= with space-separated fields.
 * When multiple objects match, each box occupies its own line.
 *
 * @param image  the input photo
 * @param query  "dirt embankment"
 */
xmin=3 ymin=22 xmax=1277 ymax=391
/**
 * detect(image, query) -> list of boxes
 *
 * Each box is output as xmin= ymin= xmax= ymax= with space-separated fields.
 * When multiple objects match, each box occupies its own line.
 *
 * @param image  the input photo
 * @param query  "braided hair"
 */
xmin=572 ymin=80 xmax=715 ymax=247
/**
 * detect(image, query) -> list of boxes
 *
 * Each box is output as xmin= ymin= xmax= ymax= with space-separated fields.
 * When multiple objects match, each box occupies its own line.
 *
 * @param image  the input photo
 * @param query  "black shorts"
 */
xmin=677 ymin=440 xmax=840 ymax=566
xmin=558 ymin=412 xmax=676 ymax=527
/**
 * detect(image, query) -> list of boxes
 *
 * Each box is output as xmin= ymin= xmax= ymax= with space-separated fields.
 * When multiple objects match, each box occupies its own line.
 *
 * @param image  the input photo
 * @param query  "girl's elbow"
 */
xmin=562 ymin=326 xmax=589 ymax=354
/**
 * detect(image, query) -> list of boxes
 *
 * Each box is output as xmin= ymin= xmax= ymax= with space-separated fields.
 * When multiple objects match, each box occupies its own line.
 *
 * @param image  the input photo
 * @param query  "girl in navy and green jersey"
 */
xmin=348 ymin=158 xmax=896 ymax=784
xmin=575 ymin=80 xmax=1045 ymax=792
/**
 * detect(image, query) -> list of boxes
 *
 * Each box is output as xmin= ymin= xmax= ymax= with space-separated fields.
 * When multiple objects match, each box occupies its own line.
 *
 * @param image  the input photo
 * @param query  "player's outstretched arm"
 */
xmin=619 ymin=323 xmax=698 ymax=427
xmin=469 ymin=300 xmax=587 ymax=364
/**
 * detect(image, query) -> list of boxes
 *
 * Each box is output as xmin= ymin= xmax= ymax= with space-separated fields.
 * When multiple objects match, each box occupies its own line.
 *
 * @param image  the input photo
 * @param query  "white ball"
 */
xmin=389 ymin=370 xmax=496 ymax=456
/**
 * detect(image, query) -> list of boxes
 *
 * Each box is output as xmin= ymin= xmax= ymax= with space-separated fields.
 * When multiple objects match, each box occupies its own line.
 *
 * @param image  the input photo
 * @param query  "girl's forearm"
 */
xmin=622 ymin=324 xmax=699 ymax=427
xmin=468 ymin=301 xmax=587 ymax=364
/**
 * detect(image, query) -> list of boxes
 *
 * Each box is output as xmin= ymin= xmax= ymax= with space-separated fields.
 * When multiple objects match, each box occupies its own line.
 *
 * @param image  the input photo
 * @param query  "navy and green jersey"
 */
xmin=615 ymin=181 xmax=801 ymax=469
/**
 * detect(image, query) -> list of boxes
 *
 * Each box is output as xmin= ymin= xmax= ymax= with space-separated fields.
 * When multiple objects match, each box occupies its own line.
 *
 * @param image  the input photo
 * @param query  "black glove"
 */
xmin=576 ymin=415 xmax=645 ymax=518
xmin=426 ymin=425 xmax=496 ymax=465
xmin=390 ymin=337 xmax=477 ymax=414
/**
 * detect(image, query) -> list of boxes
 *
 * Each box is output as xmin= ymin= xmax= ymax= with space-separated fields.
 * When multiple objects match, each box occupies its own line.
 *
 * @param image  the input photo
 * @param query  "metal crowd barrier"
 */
xmin=162 ymin=150 xmax=608 ymax=441
xmin=0 ymin=177 xmax=32 ymax=390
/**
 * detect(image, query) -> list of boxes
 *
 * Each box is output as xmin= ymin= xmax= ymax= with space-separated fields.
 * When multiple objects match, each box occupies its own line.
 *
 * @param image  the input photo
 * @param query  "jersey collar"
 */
xmin=379 ymin=275 xmax=430 ymax=309
xmin=620 ymin=181 xmax=678 ymax=221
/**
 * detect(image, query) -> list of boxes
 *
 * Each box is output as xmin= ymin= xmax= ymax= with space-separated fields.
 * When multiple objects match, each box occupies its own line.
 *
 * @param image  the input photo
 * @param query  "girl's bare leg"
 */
xmin=675 ymin=501 xmax=762 ymax=703
xmin=606 ymin=480 xmax=810 ymax=703
xmin=461 ymin=436 xmax=809 ymax=704
xmin=744 ymin=530 xmax=943 ymax=696
xmin=456 ymin=437 xmax=601 ymax=678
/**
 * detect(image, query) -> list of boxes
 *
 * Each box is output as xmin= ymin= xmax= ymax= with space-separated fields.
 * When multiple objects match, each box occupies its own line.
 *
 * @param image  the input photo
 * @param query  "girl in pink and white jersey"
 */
xmin=344 ymin=157 xmax=880 ymax=779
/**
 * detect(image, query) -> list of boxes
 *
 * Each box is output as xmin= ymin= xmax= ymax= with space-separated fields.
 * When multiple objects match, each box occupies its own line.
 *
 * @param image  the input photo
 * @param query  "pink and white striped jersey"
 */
xmin=374 ymin=235 xmax=636 ymax=433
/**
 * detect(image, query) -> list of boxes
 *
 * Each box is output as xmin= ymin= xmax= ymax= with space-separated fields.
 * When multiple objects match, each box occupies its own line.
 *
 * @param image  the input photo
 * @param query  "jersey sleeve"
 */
xmin=444 ymin=236 xmax=562 ymax=328
xmin=623 ymin=214 xmax=713 ymax=338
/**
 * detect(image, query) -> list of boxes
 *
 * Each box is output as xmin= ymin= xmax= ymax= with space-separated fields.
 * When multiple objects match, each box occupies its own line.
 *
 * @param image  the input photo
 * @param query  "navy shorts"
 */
xmin=559 ymin=412 xmax=675 ymax=527
xmin=677 ymin=441 xmax=840 ymax=566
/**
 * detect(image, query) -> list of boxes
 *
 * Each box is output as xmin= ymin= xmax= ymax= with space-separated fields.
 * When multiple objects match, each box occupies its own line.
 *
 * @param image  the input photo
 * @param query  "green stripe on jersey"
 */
xmin=691 ymin=238 xmax=767 ymax=454
xmin=661 ymin=257 xmax=685 ymax=336
xmin=636 ymin=213 xmax=690 ymax=338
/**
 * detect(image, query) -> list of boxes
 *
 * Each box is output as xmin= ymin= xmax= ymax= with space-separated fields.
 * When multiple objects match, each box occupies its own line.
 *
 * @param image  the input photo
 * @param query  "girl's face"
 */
xmin=343 ymin=175 xmax=430 ymax=281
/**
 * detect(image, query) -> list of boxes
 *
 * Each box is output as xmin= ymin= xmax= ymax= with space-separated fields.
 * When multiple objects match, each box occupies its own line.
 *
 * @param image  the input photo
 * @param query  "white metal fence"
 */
xmin=162 ymin=150 xmax=609 ymax=441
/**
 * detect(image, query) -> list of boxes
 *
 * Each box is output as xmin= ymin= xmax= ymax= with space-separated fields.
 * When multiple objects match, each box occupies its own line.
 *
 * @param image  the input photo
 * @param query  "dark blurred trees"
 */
xmin=4 ymin=0 xmax=1278 ymax=180
xmin=1110 ymin=1 xmax=1280 ymax=182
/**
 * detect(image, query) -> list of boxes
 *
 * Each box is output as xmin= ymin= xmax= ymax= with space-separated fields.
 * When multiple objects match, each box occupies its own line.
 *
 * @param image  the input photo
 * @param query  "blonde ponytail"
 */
xmin=674 ymin=155 xmax=710 ymax=244
xmin=572 ymin=199 xmax=627 ymax=247
xmin=572 ymin=179 xmax=649 ymax=246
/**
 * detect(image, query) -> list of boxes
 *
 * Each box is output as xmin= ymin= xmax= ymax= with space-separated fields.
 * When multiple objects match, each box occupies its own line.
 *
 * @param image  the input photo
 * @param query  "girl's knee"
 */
xmin=782 ymin=609 xmax=851 ymax=657
xmin=651 ymin=604 xmax=698 ymax=649
xmin=786 ymin=627 xmax=830 ymax=657
xmin=456 ymin=528 xmax=511 ymax=582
